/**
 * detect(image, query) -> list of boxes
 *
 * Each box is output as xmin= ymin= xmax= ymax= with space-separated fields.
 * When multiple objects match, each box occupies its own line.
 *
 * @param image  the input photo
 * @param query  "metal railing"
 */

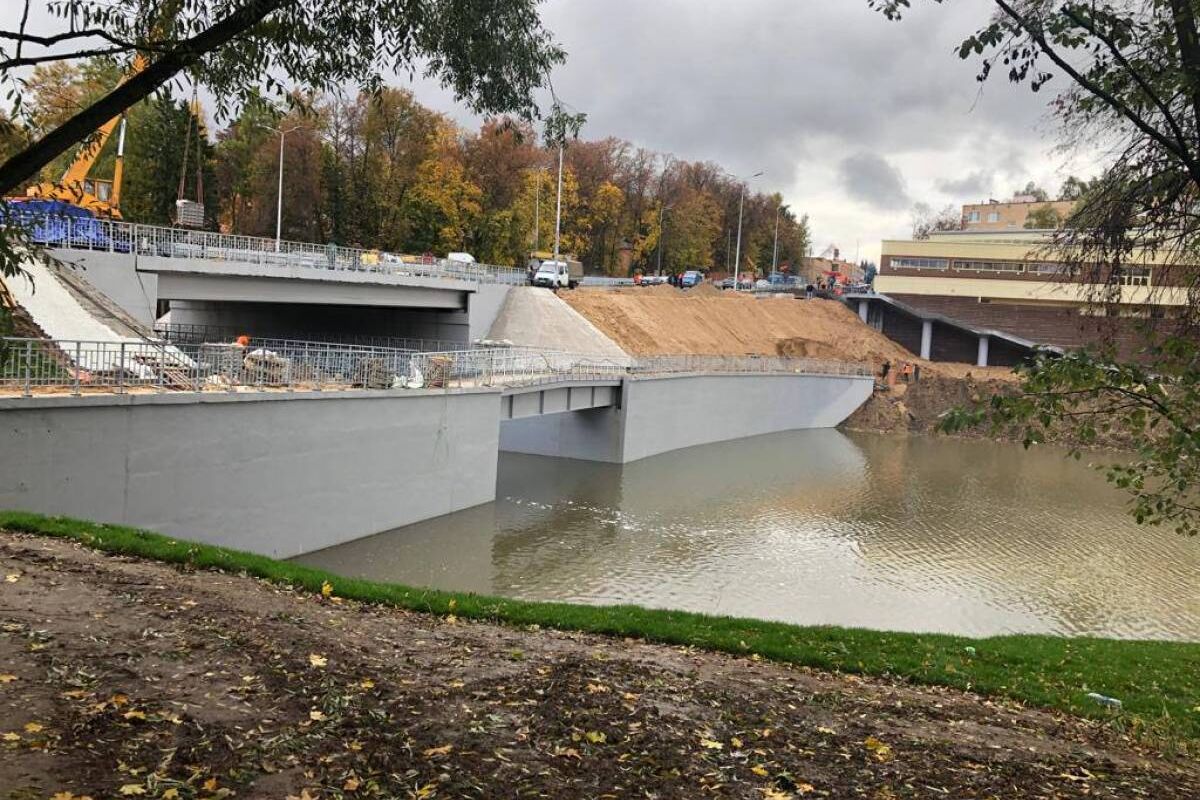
xmin=153 ymin=322 xmax=461 ymax=353
xmin=631 ymin=354 xmax=872 ymax=378
xmin=12 ymin=213 xmax=526 ymax=286
xmin=0 ymin=337 xmax=870 ymax=397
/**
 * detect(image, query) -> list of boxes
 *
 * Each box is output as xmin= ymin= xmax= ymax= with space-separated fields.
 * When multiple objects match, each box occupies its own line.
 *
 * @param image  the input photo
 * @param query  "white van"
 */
xmin=532 ymin=259 xmax=582 ymax=289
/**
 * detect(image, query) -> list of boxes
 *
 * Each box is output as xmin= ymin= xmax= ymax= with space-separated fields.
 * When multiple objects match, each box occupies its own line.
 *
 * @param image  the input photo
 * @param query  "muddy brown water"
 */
xmin=296 ymin=430 xmax=1200 ymax=641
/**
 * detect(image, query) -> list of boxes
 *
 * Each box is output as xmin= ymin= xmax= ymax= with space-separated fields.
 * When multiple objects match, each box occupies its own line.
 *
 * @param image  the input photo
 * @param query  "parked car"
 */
xmin=681 ymin=270 xmax=705 ymax=288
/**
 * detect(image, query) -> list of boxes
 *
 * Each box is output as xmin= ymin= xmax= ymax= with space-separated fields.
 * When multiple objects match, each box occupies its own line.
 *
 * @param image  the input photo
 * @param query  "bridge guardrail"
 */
xmin=1 ymin=336 xmax=871 ymax=397
xmin=10 ymin=213 xmax=527 ymax=286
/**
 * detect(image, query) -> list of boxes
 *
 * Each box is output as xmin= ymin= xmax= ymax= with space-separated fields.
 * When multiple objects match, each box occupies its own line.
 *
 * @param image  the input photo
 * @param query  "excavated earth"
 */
xmin=2 ymin=531 xmax=1197 ymax=799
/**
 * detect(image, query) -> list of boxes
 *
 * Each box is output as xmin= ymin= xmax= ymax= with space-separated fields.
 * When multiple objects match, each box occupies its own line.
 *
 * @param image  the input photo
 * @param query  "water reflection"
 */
xmin=296 ymin=429 xmax=1200 ymax=640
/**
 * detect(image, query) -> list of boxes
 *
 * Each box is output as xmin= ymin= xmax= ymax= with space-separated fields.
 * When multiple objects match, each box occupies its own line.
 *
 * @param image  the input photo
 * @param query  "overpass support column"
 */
xmin=920 ymin=320 xmax=932 ymax=360
xmin=857 ymin=300 xmax=869 ymax=322
xmin=976 ymin=336 xmax=990 ymax=367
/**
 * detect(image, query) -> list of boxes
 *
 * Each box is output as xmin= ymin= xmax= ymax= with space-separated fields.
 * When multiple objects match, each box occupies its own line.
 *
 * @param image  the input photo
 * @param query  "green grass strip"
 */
xmin=2 ymin=510 xmax=1198 ymax=742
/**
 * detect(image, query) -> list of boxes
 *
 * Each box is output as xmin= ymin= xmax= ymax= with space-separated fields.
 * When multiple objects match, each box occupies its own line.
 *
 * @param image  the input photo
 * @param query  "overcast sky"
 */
xmin=403 ymin=0 xmax=1097 ymax=264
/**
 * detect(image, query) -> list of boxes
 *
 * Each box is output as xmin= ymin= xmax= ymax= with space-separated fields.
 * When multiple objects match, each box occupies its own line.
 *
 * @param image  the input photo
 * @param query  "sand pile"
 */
xmin=562 ymin=289 xmax=977 ymax=372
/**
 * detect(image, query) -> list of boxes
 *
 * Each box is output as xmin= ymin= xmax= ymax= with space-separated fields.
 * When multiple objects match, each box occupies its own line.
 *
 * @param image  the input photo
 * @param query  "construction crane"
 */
xmin=21 ymin=54 xmax=148 ymax=219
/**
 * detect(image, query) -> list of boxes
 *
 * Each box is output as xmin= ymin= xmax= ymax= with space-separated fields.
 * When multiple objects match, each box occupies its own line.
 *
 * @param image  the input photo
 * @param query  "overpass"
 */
xmin=32 ymin=215 xmax=521 ymax=344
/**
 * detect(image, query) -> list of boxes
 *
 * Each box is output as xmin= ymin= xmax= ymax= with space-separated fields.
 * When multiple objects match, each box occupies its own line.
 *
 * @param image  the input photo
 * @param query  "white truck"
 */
xmin=531 ymin=257 xmax=583 ymax=289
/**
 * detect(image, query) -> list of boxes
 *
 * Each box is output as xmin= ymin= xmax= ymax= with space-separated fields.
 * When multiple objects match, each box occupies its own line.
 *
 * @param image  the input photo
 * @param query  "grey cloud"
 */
xmin=837 ymin=153 xmax=910 ymax=211
xmin=936 ymin=170 xmax=994 ymax=198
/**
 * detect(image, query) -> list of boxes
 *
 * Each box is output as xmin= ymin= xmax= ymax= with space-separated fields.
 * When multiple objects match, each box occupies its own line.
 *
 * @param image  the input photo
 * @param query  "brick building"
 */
xmin=962 ymin=196 xmax=1076 ymax=230
xmin=873 ymin=228 xmax=1185 ymax=361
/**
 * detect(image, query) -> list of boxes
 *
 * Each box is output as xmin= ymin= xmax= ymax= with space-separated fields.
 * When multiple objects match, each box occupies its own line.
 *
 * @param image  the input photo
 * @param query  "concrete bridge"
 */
xmin=0 ymin=340 xmax=874 ymax=558
xmin=38 ymin=217 xmax=519 ymax=344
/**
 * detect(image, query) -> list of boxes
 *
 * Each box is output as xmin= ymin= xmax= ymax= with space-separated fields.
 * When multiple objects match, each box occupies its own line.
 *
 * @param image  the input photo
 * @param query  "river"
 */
xmin=295 ymin=430 xmax=1200 ymax=641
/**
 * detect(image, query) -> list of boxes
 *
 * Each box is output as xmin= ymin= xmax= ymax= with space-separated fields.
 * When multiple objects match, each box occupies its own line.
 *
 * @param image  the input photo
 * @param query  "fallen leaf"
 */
xmin=4 ymin=573 xmax=19 ymax=583
xmin=864 ymin=736 xmax=894 ymax=762
xmin=359 ymin=679 xmax=375 ymax=690
xmin=343 ymin=777 xmax=361 ymax=791
xmin=816 ymin=726 xmax=836 ymax=735
xmin=444 ymin=614 xmax=458 ymax=625
xmin=162 ymin=790 xmax=180 ymax=799
xmin=22 ymin=722 xmax=43 ymax=733
xmin=308 ymin=653 xmax=327 ymax=668
xmin=415 ymin=782 xmax=437 ymax=798
xmin=586 ymin=682 xmax=610 ymax=694
xmin=110 ymin=694 xmax=129 ymax=707
xmin=0 ymin=674 xmax=16 ymax=683
xmin=2 ymin=732 xmax=20 ymax=741
xmin=309 ymin=710 xmax=327 ymax=722
xmin=321 ymin=581 xmax=334 ymax=598
xmin=585 ymin=731 xmax=607 ymax=744
xmin=51 ymin=793 xmax=75 ymax=800
xmin=731 ymin=736 xmax=744 ymax=748
xmin=203 ymin=778 xmax=219 ymax=791
xmin=699 ymin=738 xmax=723 ymax=750
xmin=118 ymin=786 xmax=145 ymax=796
xmin=122 ymin=710 xmax=146 ymax=721
xmin=423 ymin=743 xmax=454 ymax=757
xmin=751 ymin=765 xmax=769 ymax=777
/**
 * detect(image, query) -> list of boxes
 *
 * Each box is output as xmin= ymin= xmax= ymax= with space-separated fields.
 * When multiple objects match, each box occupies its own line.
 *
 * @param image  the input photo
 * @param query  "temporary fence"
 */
xmin=11 ymin=213 xmax=526 ymax=285
xmin=1 ymin=337 xmax=870 ymax=397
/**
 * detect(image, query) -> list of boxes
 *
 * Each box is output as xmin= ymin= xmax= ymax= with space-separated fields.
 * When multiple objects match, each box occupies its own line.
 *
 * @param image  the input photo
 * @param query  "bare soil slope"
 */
xmin=562 ymin=289 xmax=1011 ymax=379
xmin=1 ymin=531 xmax=1195 ymax=798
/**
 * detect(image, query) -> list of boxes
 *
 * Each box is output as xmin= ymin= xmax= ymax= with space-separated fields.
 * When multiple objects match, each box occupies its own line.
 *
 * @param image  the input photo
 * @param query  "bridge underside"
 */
xmin=500 ymin=382 xmax=620 ymax=420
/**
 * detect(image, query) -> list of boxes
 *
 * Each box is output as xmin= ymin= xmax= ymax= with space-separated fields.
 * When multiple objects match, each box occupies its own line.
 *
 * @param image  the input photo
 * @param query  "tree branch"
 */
xmin=0 ymin=46 xmax=129 ymax=70
xmin=992 ymin=0 xmax=1200 ymax=187
xmin=1167 ymin=0 xmax=1200 ymax=136
xmin=0 ymin=0 xmax=289 ymax=196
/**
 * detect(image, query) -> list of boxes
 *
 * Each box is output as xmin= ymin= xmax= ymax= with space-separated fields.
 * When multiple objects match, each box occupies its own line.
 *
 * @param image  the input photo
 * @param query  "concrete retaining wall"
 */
xmin=499 ymin=372 xmax=874 ymax=463
xmin=0 ymin=389 xmax=501 ymax=558
xmin=46 ymin=248 xmax=159 ymax=326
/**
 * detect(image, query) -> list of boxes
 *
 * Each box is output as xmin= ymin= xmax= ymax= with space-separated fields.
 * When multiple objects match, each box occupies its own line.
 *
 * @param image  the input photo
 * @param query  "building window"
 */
xmin=986 ymin=211 xmax=1000 ymax=223
xmin=967 ymin=211 xmax=981 ymax=223
xmin=1117 ymin=266 xmax=1152 ymax=286
xmin=952 ymin=259 xmax=1025 ymax=273
xmin=891 ymin=257 xmax=949 ymax=270
xmin=1028 ymin=262 xmax=1065 ymax=275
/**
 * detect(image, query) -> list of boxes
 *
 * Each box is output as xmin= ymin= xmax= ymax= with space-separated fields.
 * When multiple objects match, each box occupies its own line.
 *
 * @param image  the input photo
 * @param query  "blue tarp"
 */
xmin=3 ymin=199 xmax=127 ymax=250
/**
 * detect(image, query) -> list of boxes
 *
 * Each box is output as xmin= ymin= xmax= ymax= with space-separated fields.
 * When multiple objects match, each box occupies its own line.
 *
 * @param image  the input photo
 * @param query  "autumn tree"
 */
xmin=910 ymin=202 xmax=960 ymax=239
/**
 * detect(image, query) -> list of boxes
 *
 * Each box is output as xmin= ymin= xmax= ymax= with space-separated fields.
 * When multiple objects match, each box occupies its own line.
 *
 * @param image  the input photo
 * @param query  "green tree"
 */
xmin=874 ymin=0 xmax=1200 ymax=535
xmin=1023 ymin=203 xmax=1063 ymax=229
xmin=122 ymin=96 xmax=217 ymax=227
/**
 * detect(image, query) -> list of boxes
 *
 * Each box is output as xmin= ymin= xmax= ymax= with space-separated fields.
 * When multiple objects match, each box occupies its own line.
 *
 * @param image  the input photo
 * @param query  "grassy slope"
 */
xmin=2 ymin=510 xmax=1198 ymax=742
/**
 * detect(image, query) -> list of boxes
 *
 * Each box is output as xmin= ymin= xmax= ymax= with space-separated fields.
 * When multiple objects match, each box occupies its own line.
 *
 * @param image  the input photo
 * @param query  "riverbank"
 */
xmin=1 ymin=514 xmax=1198 ymax=798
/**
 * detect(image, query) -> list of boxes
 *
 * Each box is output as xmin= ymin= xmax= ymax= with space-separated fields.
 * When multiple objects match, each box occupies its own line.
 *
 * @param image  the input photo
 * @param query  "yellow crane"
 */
xmin=23 ymin=54 xmax=148 ymax=219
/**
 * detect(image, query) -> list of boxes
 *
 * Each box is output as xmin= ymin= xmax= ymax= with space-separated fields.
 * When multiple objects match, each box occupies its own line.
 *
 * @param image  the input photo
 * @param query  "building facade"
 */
xmin=961 ymin=197 xmax=1076 ymax=231
xmin=874 ymin=229 xmax=1185 ymax=360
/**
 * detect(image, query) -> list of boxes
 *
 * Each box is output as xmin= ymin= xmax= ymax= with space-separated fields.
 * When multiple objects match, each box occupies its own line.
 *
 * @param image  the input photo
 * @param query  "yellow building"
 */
xmin=961 ymin=198 xmax=1076 ymax=230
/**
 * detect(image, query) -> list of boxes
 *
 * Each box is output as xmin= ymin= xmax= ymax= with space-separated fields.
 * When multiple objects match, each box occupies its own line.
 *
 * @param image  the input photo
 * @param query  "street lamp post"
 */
xmin=261 ymin=123 xmax=301 ymax=253
xmin=552 ymin=144 xmax=564 ymax=263
xmin=656 ymin=204 xmax=673 ymax=276
xmin=771 ymin=203 xmax=784 ymax=274
xmin=732 ymin=170 xmax=764 ymax=291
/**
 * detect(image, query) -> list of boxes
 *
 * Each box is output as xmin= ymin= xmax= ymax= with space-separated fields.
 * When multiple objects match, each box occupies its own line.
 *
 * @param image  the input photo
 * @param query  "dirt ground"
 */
xmin=1 ymin=531 xmax=1196 ymax=799
xmin=561 ymin=289 xmax=1012 ymax=379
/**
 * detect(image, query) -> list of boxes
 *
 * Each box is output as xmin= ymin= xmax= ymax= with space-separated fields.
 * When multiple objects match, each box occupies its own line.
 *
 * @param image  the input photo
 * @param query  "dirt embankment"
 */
xmin=562 ymin=289 xmax=1019 ymax=436
xmin=1 ymin=531 xmax=1196 ymax=798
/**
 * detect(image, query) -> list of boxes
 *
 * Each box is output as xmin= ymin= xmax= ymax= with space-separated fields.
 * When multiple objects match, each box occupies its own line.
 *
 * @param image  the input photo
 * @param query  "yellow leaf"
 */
xmin=699 ymin=738 xmax=723 ymax=750
xmin=347 ymin=740 xmax=363 ymax=751
xmin=0 ymin=674 xmax=16 ymax=683
xmin=751 ymin=765 xmax=769 ymax=777
xmin=5 ymin=573 xmax=20 ymax=583
xmin=447 ymin=598 xmax=457 ymax=611
xmin=731 ymin=736 xmax=744 ymax=748
xmin=415 ymin=782 xmax=437 ymax=798
xmin=585 ymin=731 xmax=607 ymax=744
xmin=202 ymin=778 xmax=219 ymax=792
xmin=586 ymin=683 xmax=609 ymax=694
xmin=864 ymin=736 xmax=893 ymax=762
xmin=321 ymin=581 xmax=334 ymax=598
xmin=2 ymin=732 xmax=20 ymax=741
xmin=359 ymin=679 xmax=375 ymax=689
xmin=22 ymin=722 xmax=43 ymax=733
xmin=308 ymin=653 xmax=327 ymax=668
xmin=309 ymin=710 xmax=327 ymax=722
xmin=118 ymin=786 xmax=145 ymax=796
xmin=817 ymin=726 xmax=836 ymax=735
xmin=162 ymin=790 xmax=180 ymax=799
xmin=444 ymin=614 xmax=458 ymax=625
xmin=110 ymin=694 xmax=129 ymax=707
xmin=123 ymin=710 xmax=146 ymax=721
xmin=797 ymin=783 xmax=815 ymax=795
xmin=51 ymin=793 xmax=75 ymax=800
xmin=423 ymin=743 xmax=454 ymax=757
xmin=343 ymin=777 xmax=361 ymax=791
